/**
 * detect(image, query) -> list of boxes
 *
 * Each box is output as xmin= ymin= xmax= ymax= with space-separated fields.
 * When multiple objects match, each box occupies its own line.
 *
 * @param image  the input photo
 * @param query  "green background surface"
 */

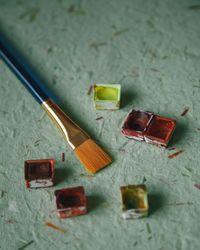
xmin=0 ymin=0 xmax=200 ymax=249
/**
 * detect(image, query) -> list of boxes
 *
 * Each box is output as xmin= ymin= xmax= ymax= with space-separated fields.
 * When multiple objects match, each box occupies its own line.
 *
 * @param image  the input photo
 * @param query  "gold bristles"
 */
xmin=74 ymin=139 xmax=112 ymax=173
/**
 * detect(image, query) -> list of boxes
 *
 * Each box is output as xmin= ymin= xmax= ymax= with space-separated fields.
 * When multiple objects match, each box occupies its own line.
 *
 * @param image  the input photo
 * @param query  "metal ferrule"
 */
xmin=42 ymin=99 xmax=89 ymax=149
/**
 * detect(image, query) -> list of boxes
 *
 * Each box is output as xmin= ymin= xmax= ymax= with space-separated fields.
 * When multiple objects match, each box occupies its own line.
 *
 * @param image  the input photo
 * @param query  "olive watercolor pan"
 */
xmin=120 ymin=184 xmax=149 ymax=219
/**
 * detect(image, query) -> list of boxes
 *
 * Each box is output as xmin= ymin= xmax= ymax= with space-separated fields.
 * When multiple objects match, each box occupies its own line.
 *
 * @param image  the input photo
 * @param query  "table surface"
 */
xmin=0 ymin=0 xmax=200 ymax=250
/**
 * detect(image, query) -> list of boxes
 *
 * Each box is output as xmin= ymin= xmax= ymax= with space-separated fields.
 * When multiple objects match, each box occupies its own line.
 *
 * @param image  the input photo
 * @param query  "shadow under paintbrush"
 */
xmin=58 ymin=99 xmax=95 ymax=136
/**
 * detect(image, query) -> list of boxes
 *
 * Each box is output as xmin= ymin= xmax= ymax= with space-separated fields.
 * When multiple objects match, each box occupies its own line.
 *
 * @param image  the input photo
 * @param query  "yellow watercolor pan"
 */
xmin=93 ymin=84 xmax=121 ymax=110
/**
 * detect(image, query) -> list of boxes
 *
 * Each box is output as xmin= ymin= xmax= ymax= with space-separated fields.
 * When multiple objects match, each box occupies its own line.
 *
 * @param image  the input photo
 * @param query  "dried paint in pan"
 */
xmin=120 ymin=184 xmax=148 ymax=219
xmin=93 ymin=84 xmax=121 ymax=110
xmin=55 ymin=186 xmax=87 ymax=219
xmin=122 ymin=110 xmax=176 ymax=147
xmin=122 ymin=110 xmax=154 ymax=140
xmin=144 ymin=115 xmax=176 ymax=146
xmin=24 ymin=159 xmax=55 ymax=188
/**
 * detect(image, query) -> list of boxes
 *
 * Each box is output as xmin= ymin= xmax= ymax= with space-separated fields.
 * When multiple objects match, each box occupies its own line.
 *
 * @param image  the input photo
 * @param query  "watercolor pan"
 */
xmin=122 ymin=110 xmax=176 ymax=147
xmin=24 ymin=159 xmax=54 ymax=188
xmin=120 ymin=184 xmax=148 ymax=219
xmin=55 ymin=186 xmax=87 ymax=219
xmin=93 ymin=84 xmax=121 ymax=110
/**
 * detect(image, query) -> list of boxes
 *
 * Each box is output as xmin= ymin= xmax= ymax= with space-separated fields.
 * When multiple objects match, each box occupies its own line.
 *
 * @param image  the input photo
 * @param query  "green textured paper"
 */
xmin=0 ymin=0 xmax=200 ymax=249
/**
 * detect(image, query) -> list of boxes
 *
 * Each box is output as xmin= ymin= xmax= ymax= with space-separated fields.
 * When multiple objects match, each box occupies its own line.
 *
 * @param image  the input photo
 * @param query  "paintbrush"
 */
xmin=0 ymin=34 xmax=112 ymax=173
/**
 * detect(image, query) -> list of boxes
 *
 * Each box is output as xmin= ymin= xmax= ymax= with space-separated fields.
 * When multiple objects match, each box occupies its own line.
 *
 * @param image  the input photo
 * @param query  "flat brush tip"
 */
xmin=74 ymin=139 xmax=112 ymax=173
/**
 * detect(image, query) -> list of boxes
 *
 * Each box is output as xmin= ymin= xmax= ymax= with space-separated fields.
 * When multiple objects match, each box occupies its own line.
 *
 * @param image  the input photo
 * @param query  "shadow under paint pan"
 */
xmin=94 ymin=84 xmax=121 ymax=110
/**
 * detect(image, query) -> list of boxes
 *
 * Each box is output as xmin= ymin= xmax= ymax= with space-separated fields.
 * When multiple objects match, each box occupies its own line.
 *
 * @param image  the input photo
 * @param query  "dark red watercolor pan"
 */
xmin=24 ymin=159 xmax=55 ymax=188
xmin=122 ymin=110 xmax=154 ymax=140
xmin=55 ymin=186 xmax=87 ymax=219
xmin=122 ymin=110 xmax=176 ymax=147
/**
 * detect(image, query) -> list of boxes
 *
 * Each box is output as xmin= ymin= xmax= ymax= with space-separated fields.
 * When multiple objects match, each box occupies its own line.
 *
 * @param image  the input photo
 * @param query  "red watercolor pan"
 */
xmin=24 ymin=159 xmax=55 ymax=188
xmin=55 ymin=186 xmax=87 ymax=219
xmin=122 ymin=110 xmax=154 ymax=140
xmin=122 ymin=110 xmax=176 ymax=147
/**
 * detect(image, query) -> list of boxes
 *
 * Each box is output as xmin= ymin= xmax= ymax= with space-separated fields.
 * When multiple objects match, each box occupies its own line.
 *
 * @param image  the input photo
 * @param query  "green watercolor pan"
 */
xmin=120 ymin=184 xmax=149 ymax=219
xmin=93 ymin=84 xmax=121 ymax=110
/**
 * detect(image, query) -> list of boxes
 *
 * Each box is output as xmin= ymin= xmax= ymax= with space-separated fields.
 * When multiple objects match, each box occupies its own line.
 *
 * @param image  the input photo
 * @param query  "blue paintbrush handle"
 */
xmin=0 ymin=33 xmax=48 ymax=104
